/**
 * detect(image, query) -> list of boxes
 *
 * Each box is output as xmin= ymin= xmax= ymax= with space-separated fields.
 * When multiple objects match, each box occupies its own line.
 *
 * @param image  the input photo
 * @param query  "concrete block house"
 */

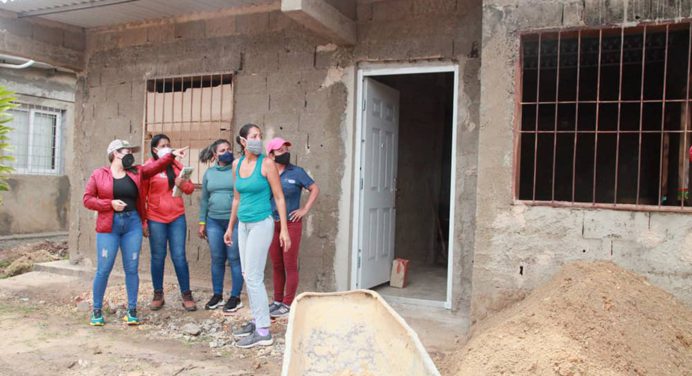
xmin=1 ymin=0 xmax=691 ymax=334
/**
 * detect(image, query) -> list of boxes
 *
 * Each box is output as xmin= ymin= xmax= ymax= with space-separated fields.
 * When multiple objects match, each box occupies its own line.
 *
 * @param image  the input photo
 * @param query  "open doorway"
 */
xmin=352 ymin=66 xmax=457 ymax=308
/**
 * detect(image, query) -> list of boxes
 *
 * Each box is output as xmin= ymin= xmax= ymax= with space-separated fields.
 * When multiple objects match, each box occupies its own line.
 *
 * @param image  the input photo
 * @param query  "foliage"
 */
xmin=0 ymin=85 xmax=16 ymax=203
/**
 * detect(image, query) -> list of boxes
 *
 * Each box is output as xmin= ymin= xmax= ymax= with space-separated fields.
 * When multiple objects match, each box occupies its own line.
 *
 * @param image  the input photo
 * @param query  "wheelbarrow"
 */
xmin=281 ymin=290 xmax=441 ymax=376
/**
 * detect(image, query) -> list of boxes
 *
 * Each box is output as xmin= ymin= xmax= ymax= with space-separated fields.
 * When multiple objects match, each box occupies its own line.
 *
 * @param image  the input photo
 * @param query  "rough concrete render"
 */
xmin=66 ymin=0 xmax=481 ymax=326
xmin=476 ymin=0 xmax=692 ymax=322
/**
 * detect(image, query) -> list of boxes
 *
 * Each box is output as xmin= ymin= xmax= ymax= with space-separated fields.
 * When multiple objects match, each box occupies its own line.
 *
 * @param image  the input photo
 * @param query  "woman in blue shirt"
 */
xmin=264 ymin=137 xmax=319 ymax=318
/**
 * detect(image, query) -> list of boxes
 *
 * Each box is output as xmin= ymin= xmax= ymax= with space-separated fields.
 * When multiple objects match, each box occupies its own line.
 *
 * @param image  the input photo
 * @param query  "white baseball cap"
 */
xmin=106 ymin=139 xmax=140 ymax=156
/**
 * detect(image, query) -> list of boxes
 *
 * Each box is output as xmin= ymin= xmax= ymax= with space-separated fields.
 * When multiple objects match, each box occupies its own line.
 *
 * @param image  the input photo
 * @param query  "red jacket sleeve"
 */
xmin=83 ymin=172 xmax=112 ymax=212
xmin=140 ymin=153 xmax=175 ymax=179
xmin=140 ymin=175 xmax=150 ymax=229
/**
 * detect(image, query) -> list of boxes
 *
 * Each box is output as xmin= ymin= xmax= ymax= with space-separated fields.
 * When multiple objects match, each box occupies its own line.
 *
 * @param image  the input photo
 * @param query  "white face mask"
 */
xmin=241 ymin=137 xmax=263 ymax=155
xmin=156 ymin=147 xmax=172 ymax=159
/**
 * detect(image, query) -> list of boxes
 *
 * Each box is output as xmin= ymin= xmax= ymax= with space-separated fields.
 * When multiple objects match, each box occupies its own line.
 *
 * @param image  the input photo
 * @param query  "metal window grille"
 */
xmin=517 ymin=22 xmax=692 ymax=212
xmin=4 ymin=103 xmax=62 ymax=175
xmin=144 ymin=73 xmax=234 ymax=185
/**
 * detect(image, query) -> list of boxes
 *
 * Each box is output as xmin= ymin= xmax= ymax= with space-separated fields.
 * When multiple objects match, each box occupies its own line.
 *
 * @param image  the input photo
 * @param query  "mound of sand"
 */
xmin=0 ymin=240 xmax=67 ymax=277
xmin=4 ymin=249 xmax=60 ymax=277
xmin=445 ymin=261 xmax=692 ymax=376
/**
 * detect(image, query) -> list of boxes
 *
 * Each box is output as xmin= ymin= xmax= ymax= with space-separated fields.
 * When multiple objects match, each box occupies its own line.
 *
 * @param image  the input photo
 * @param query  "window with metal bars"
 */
xmin=144 ymin=73 xmax=233 ymax=185
xmin=4 ymin=103 xmax=62 ymax=176
xmin=518 ymin=23 xmax=692 ymax=211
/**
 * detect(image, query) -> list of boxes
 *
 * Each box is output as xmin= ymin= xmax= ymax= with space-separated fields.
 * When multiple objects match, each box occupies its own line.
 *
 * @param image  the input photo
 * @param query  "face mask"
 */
xmin=243 ymin=138 xmax=263 ymax=155
xmin=156 ymin=147 xmax=172 ymax=159
xmin=274 ymin=152 xmax=290 ymax=165
xmin=121 ymin=153 xmax=135 ymax=169
xmin=218 ymin=151 xmax=234 ymax=164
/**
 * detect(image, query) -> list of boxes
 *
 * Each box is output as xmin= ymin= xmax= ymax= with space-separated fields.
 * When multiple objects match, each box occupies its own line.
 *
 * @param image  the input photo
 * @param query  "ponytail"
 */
xmin=200 ymin=139 xmax=231 ymax=163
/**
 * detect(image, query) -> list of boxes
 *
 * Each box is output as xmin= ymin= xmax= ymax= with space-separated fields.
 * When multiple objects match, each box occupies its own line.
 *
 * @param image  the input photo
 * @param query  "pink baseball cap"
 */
xmin=265 ymin=137 xmax=292 ymax=154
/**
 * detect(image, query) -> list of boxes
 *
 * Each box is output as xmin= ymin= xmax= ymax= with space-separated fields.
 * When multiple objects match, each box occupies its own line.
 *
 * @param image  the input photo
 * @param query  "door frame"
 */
xmin=351 ymin=62 xmax=459 ymax=310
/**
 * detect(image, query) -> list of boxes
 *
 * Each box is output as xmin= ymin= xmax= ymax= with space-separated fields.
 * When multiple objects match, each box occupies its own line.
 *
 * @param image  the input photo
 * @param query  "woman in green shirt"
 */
xmin=224 ymin=123 xmax=291 ymax=349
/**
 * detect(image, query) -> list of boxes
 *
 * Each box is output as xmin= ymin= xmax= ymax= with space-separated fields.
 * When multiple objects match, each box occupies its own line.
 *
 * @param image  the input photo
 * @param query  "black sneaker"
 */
xmin=222 ymin=296 xmax=243 ymax=314
xmin=205 ymin=294 xmax=224 ymax=310
xmin=270 ymin=303 xmax=290 ymax=318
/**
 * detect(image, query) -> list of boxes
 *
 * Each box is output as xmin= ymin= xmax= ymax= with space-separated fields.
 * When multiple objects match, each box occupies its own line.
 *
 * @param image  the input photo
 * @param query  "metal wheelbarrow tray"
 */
xmin=281 ymin=290 xmax=441 ymax=376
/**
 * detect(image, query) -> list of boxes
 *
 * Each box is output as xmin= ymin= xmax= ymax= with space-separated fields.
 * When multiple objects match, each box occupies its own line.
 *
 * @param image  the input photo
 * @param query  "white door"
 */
xmin=358 ymin=78 xmax=400 ymax=289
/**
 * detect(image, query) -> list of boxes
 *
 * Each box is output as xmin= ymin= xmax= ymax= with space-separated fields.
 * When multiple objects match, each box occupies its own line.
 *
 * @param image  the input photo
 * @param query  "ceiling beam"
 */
xmin=17 ymin=0 xmax=140 ymax=18
xmin=281 ymin=0 xmax=356 ymax=46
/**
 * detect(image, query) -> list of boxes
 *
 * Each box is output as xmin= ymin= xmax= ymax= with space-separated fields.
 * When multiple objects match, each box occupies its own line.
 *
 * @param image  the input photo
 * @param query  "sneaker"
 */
xmin=182 ymin=291 xmax=197 ymax=312
xmin=150 ymin=290 xmax=164 ymax=311
xmin=235 ymin=330 xmax=273 ymax=349
xmin=268 ymin=301 xmax=282 ymax=312
xmin=90 ymin=309 xmax=105 ymax=326
xmin=205 ymin=294 xmax=224 ymax=310
xmin=123 ymin=309 xmax=140 ymax=325
xmin=222 ymin=296 xmax=243 ymax=314
xmin=270 ymin=303 xmax=290 ymax=318
xmin=232 ymin=321 xmax=255 ymax=338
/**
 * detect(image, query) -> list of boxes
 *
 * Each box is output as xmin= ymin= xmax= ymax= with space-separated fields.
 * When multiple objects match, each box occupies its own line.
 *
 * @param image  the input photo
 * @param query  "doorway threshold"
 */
xmin=378 ymin=294 xmax=446 ymax=309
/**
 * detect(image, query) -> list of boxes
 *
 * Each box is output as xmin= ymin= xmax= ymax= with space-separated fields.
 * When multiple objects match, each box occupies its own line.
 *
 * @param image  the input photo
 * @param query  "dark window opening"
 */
xmin=519 ymin=23 xmax=692 ymax=210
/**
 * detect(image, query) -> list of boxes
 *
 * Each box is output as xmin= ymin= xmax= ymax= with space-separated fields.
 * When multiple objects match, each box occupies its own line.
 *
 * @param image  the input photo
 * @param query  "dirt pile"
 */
xmin=444 ymin=261 xmax=692 ymax=376
xmin=0 ymin=240 xmax=68 ymax=277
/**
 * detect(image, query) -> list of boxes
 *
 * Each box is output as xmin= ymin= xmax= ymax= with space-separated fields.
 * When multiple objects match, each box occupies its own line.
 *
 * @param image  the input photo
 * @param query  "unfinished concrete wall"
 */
xmin=0 ymin=12 xmax=85 ymax=70
xmin=71 ymin=0 xmax=481 ymax=324
xmin=0 ymin=69 xmax=76 ymax=236
xmin=475 ymin=0 xmax=692 ymax=323
xmin=72 ymin=11 xmax=351 ymax=292
xmin=0 ymin=175 xmax=70 ymax=235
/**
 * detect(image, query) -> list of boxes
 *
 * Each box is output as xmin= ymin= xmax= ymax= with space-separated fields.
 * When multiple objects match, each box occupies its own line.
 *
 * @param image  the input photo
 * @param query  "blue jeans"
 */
xmin=148 ymin=215 xmax=190 ymax=294
xmin=238 ymin=216 xmax=274 ymax=329
xmin=206 ymin=217 xmax=243 ymax=297
xmin=93 ymin=211 xmax=143 ymax=310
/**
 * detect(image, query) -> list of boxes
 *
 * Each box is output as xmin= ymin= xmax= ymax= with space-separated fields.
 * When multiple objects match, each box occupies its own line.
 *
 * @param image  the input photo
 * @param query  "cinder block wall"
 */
xmin=0 ymin=13 xmax=85 ymax=70
xmin=475 ymin=0 xmax=692 ymax=323
xmin=70 ymin=0 xmax=481 ymax=322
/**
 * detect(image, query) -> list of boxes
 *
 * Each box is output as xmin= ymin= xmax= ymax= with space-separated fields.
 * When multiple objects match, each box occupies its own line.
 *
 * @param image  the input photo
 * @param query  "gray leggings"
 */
xmin=237 ymin=216 xmax=274 ymax=329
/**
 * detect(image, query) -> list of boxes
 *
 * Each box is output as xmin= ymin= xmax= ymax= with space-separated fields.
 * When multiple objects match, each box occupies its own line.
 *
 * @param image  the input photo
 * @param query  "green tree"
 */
xmin=0 ymin=86 xmax=16 ymax=204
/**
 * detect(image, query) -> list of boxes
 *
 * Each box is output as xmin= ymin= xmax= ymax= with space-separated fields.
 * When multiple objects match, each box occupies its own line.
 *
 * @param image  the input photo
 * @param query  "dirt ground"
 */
xmin=441 ymin=261 xmax=692 ymax=376
xmin=0 ymin=238 xmax=465 ymax=376
xmin=0 ymin=271 xmax=284 ymax=376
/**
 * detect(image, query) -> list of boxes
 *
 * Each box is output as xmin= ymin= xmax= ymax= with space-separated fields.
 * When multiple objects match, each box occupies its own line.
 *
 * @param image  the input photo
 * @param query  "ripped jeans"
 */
xmin=93 ymin=211 xmax=143 ymax=310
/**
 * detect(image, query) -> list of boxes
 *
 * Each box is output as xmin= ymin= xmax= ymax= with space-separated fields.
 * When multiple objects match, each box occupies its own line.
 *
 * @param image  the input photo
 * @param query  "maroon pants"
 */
xmin=269 ymin=220 xmax=303 ymax=306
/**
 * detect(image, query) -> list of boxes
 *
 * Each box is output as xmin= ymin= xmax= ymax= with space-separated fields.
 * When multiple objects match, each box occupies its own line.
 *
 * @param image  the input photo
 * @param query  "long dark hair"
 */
xmin=151 ymin=134 xmax=175 ymax=189
xmin=199 ymin=139 xmax=232 ymax=164
xmin=236 ymin=123 xmax=260 ymax=155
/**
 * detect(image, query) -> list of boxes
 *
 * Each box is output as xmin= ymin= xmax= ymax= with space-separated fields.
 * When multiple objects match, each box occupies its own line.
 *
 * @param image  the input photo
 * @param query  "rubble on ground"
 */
xmin=0 ymin=240 xmax=68 ymax=277
xmin=68 ymin=282 xmax=286 ymax=360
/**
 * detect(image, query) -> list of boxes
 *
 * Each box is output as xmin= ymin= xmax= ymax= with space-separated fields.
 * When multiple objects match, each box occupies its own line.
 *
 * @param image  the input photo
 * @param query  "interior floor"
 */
xmin=374 ymin=264 xmax=447 ymax=302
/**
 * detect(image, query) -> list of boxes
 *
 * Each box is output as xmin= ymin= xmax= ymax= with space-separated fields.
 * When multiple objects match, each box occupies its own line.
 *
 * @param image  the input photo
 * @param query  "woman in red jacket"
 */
xmin=143 ymin=134 xmax=196 ymax=311
xmin=83 ymin=139 xmax=187 ymax=326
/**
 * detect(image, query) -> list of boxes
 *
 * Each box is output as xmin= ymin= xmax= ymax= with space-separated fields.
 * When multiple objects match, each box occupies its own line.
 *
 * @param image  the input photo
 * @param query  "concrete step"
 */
xmin=33 ymin=260 xmax=92 ymax=278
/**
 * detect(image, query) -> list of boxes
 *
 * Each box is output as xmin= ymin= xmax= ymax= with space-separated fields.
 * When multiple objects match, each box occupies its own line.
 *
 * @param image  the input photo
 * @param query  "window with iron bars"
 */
xmin=144 ymin=73 xmax=233 ymax=185
xmin=4 ymin=103 xmax=63 ymax=175
xmin=518 ymin=22 xmax=692 ymax=211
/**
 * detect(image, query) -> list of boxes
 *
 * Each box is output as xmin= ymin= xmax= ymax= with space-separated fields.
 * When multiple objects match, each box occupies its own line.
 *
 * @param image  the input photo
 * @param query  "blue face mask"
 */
xmin=218 ymin=151 xmax=234 ymax=164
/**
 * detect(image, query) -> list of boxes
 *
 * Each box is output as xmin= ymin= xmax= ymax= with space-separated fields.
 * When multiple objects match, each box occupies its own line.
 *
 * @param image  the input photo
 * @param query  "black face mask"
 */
xmin=121 ymin=154 xmax=135 ymax=169
xmin=274 ymin=152 xmax=290 ymax=165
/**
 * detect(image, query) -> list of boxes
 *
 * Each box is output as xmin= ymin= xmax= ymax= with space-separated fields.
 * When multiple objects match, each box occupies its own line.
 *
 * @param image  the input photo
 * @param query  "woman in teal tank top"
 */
xmin=223 ymin=123 xmax=291 ymax=349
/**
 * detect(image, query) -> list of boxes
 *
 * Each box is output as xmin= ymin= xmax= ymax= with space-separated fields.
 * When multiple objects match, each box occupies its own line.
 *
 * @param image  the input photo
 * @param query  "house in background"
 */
xmin=0 ymin=34 xmax=80 ymax=237
xmin=0 ymin=0 xmax=690 ymax=336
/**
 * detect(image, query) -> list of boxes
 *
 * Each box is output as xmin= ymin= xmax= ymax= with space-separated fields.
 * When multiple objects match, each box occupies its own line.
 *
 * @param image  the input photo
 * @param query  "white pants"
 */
xmin=237 ymin=216 xmax=274 ymax=329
